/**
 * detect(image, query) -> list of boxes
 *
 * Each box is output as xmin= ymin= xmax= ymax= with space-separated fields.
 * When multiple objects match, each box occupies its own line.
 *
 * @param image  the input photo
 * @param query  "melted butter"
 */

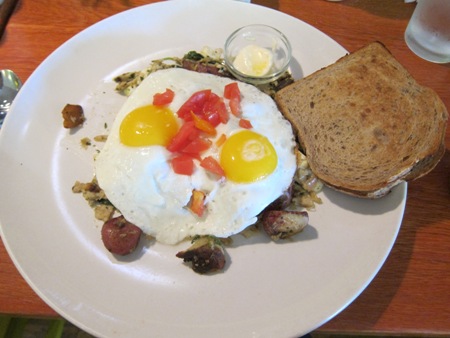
xmin=233 ymin=44 xmax=273 ymax=77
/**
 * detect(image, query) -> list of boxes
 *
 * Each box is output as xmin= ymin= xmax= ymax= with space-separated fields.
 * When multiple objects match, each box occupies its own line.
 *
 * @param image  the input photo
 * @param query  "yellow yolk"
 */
xmin=220 ymin=130 xmax=277 ymax=183
xmin=233 ymin=44 xmax=274 ymax=77
xmin=119 ymin=105 xmax=178 ymax=147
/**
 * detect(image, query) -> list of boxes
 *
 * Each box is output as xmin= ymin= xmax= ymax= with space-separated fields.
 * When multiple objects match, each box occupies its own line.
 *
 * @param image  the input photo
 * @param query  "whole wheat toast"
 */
xmin=275 ymin=42 xmax=448 ymax=198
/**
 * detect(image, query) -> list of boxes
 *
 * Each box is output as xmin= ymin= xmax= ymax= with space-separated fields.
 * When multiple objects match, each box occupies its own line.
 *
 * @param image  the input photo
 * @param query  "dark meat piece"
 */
xmin=61 ymin=103 xmax=85 ymax=128
xmin=273 ymin=72 xmax=295 ymax=90
xmin=181 ymin=59 xmax=232 ymax=78
xmin=261 ymin=210 xmax=309 ymax=240
xmin=265 ymin=184 xmax=293 ymax=211
xmin=101 ymin=216 xmax=142 ymax=255
xmin=176 ymin=236 xmax=226 ymax=274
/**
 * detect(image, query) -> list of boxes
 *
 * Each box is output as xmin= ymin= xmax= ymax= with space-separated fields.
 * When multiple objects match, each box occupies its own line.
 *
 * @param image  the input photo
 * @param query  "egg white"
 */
xmin=95 ymin=68 xmax=296 ymax=245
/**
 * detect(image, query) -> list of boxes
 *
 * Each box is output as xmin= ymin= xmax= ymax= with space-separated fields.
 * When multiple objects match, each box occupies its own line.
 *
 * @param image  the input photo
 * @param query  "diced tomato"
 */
xmin=190 ymin=112 xmax=217 ymax=136
xmin=167 ymin=87 xmax=237 ymax=181
xmin=215 ymin=134 xmax=227 ymax=147
xmin=224 ymin=83 xmax=241 ymax=117
xmin=229 ymin=97 xmax=241 ymax=117
xmin=204 ymin=111 xmax=221 ymax=127
xmin=153 ymin=88 xmax=175 ymax=106
xmin=202 ymin=93 xmax=228 ymax=126
xmin=188 ymin=190 xmax=206 ymax=217
xmin=171 ymin=155 xmax=195 ymax=176
xmin=217 ymin=101 xmax=229 ymax=124
xmin=239 ymin=118 xmax=253 ymax=129
xmin=181 ymin=136 xmax=212 ymax=156
xmin=200 ymin=156 xmax=225 ymax=177
xmin=224 ymin=82 xmax=240 ymax=100
xmin=177 ymin=89 xmax=211 ymax=119
xmin=166 ymin=121 xmax=199 ymax=153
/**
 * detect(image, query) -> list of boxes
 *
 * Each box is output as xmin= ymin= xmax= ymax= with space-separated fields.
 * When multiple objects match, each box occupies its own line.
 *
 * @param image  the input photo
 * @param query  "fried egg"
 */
xmin=95 ymin=68 xmax=296 ymax=245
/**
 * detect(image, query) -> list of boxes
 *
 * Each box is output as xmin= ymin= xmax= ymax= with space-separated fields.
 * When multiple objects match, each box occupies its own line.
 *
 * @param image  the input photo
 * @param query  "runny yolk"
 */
xmin=220 ymin=130 xmax=277 ymax=183
xmin=119 ymin=105 xmax=179 ymax=147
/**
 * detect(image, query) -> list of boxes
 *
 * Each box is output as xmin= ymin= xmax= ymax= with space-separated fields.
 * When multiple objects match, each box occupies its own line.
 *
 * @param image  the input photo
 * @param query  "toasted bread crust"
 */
xmin=275 ymin=42 xmax=448 ymax=198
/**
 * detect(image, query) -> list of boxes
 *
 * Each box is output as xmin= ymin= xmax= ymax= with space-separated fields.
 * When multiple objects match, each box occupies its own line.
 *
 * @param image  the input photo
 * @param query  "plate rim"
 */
xmin=0 ymin=1 xmax=406 ymax=337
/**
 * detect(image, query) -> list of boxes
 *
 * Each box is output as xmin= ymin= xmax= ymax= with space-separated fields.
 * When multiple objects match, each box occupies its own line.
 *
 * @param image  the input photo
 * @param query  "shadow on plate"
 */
xmin=290 ymin=55 xmax=305 ymax=80
xmin=322 ymin=183 xmax=406 ymax=216
xmin=109 ymin=233 xmax=154 ymax=263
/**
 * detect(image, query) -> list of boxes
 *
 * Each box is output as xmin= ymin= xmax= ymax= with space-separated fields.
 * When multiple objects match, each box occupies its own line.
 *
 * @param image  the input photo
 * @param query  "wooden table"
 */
xmin=1 ymin=0 xmax=449 ymax=336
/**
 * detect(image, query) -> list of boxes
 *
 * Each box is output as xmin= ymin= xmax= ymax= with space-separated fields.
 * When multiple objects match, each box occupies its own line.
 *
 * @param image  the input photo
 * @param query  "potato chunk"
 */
xmin=62 ymin=103 xmax=85 ymax=128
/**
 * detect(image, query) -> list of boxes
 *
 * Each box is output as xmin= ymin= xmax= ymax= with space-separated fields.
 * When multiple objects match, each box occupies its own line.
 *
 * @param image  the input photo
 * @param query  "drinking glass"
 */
xmin=404 ymin=0 xmax=450 ymax=64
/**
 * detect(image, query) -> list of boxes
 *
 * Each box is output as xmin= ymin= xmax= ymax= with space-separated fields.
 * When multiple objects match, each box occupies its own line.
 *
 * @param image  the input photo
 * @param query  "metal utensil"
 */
xmin=0 ymin=69 xmax=22 ymax=127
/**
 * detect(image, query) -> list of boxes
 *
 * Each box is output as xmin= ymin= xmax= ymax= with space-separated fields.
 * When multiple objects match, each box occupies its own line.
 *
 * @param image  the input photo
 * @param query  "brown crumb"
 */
xmin=94 ymin=135 xmax=108 ymax=142
xmin=72 ymin=179 xmax=116 ymax=221
xmin=94 ymin=204 xmax=116 ymax=222
xmin=81 ymin=137 xmax=92 ymax=149
xmin=62 ymin=104 xmax=85 ymax=128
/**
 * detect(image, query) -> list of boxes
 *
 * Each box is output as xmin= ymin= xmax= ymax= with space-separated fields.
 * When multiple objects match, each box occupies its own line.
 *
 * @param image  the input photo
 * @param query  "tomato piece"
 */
xmin=224 ymin=82 xmax=240 ymax=100
xmin=217 ymin=101 xmax=229 ymax=124
xmin=229 ymin=97 xmax=241 ymax=117
xmin=177 ymin=89 xmax=211 ymax=119
xmin=171 ymin=155 xmax=195 ymax=176
xmin=215 ymin=134 xmax=227 ymax=147
xmin=239 ymin=118 xmax=253 ymax=129
xmin=200 ymin=156 xmax=225 ymax=177
xmin=224 ymin=83 xmax=242 ymax=117
xmin=202 ymin=93 xmax=227 ymax=126
xmin=166 ymin=121 xmax=199 ymax=153
xmin=204 ymin=111 xmax=221 ymax=127
xmin=181 ymin=135 xmax=212 ymax=155
xmin=188 ymin=190 xmax=206 ymax=217
xmin=190 ymin=112 xmax=217 ymax=136
xmin=153 ymin=88 xmax=175 ymax=106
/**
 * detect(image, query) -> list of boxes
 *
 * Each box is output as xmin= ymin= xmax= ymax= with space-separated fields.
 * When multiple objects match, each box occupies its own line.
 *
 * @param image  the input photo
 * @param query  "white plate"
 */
xmin=0 ymin=1 xmax=406 ymax=337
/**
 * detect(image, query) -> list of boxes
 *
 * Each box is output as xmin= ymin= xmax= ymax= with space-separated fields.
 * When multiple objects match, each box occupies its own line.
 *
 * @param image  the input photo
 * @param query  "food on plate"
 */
xmin=291 ymin=149 xmax=323 ymax=208
xmin=176 ymin=236 xmax=226 ymax=274
xmin=275 ymin=41 xmax=448 ymax=198
xmin=182 ymin=49 xmax=232 ymax=78
xmin=61 ymin=103 xmax=85 ymax=128
xmin=113 ymin=47 xmax=294 ymax=98
xmin=72 ymin=48 xmax=324 ymax=273
xmin=95 ymin=68 xmax=298 ymax=245
xmin=72 ymin=179 xmax=115 ymax=222
xmin=101 ymin=216 xmax=143 ymax=255
xmin=261 ymin=210 xmax=309 ymax=240
xmin=80 ymin=137 xmax=92 ymax=149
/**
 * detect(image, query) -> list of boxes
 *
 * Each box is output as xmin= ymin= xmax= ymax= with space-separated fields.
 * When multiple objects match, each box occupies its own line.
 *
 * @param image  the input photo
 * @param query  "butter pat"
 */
xmin=233 ymin=44 xmax=274 ymax=77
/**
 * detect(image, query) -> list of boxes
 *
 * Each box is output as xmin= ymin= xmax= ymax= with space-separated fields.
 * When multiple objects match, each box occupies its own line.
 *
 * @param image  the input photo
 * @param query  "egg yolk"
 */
xmin=220 ymin=130 xmax=277 ymax=183
xmin=119 ymin=105 xmax=179 ymax=147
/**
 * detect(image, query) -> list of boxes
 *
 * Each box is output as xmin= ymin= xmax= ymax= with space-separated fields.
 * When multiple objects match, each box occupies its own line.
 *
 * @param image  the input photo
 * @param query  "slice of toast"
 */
xmin=275 ymin=42 xmax=448 ymax=198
